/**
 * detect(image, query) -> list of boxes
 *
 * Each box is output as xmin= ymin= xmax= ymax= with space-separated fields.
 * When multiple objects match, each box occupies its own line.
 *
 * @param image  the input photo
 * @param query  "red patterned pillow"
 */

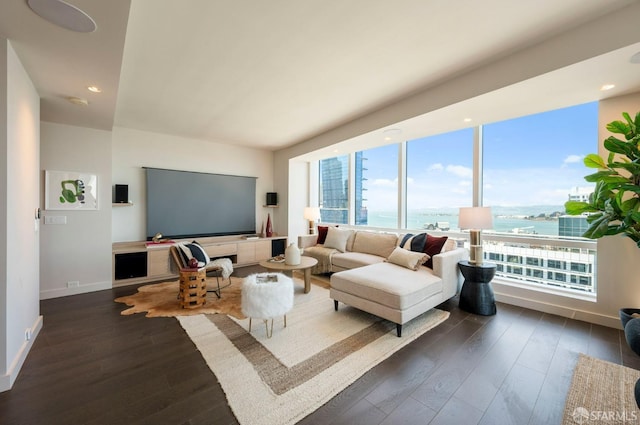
xmin=317 ymin=226 xmax=329 ymax=244
xmin=423 ymin=234 xmax=449 ymax=269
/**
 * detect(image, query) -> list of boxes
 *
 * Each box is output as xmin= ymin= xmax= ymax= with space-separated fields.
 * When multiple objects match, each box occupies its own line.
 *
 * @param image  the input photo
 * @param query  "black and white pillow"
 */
xmin=177 ymin=241 xmax=210 ymax=267
xmin=399 ymin=233 xmax=427 ymax=253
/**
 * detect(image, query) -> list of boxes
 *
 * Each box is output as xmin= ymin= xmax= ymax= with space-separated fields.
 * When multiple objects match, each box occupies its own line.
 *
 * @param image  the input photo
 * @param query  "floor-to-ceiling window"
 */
xmin=406 ymin=128 xmax=474 ymax=231
xmin=482 ymin=102 xmax=598 ymax=292
xmin=354 ymin=144 xmax=399 ymax=228
xmin=314 ymin=102 xmax=598 ymax=294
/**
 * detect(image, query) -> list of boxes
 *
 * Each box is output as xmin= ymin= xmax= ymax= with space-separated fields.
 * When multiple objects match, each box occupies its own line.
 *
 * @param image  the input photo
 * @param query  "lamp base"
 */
xmin=469 ymin=229 xmax=483 ymax=265
xmin=308 ymin=220 xmax=315 ymax=235
xmin=469 ymin=245 xmax=483 ymax=265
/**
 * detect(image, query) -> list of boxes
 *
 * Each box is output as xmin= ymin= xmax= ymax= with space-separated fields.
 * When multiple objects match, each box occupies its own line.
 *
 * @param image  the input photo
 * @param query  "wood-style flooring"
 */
xmin=1 ymin=265 xmax=638 ymax=425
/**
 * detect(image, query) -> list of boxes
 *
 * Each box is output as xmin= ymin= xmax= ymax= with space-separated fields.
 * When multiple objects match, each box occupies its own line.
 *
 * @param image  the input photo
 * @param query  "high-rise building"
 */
xmin=319 ymin=156 xmax=348 ymax=223
xmin=354 ymin=152 xmax=368 ymax=225
xmin=319 ymin=153 xmax=368 ymax=224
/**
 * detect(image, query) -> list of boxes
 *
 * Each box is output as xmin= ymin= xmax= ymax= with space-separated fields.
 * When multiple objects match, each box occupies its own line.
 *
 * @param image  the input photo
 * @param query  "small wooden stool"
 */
xmin=178 ymin=267 xmax=207 ymax=309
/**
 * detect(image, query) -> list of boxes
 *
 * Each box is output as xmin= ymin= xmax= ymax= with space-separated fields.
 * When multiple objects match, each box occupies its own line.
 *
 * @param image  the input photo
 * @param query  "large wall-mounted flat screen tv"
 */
xmin=145 ymin=167 xmax=256 ymax=240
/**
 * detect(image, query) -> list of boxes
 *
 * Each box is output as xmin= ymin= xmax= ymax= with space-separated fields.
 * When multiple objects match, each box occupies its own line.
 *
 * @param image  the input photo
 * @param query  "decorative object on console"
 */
xmin=303 ymin=207 xmax=321 ymax=235
xmin=266 ymin=213 xmax=273 ymax=237
xmin=458 ymin=206 xmax=493 ymax=265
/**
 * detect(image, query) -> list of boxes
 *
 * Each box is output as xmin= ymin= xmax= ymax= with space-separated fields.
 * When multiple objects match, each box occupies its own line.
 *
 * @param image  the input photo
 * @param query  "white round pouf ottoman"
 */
xmin=241 ymin=273 xmax=294 ymax=338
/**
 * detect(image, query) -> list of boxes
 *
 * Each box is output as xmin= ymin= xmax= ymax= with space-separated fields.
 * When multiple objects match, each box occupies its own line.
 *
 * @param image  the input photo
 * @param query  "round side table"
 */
xmin=458 ymin=260 xmax=497 ymax=316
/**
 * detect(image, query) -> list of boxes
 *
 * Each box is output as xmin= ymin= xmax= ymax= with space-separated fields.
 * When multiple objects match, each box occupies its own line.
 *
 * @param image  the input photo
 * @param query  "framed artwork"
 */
xmin=45 ymin=170 xmax=98 ymax=210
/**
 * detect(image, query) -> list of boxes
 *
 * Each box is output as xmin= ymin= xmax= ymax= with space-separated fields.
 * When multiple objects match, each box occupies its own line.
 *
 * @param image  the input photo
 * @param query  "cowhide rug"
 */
xmin=114 ymin=277 xmax=245 ymax=318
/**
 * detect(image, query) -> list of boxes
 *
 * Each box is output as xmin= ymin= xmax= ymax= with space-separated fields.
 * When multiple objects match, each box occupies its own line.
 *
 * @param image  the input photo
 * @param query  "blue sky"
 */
xmin=362 ymin=102 xmax=598 ymax=210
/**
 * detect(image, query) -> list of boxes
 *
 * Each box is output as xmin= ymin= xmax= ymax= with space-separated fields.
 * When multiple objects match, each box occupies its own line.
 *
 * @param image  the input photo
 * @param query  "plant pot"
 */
xmin=620 ymin=308 xmax=640 ymax=330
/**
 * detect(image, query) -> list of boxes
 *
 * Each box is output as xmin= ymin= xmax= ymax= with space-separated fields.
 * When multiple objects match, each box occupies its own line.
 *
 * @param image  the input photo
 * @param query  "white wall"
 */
xmin=39 ymin=123 xmax=112 ymax=299
xmin=1 ymin=40 xmax=41 ymax=392
xmin=111 ymin=127 xmax=275 ymax=242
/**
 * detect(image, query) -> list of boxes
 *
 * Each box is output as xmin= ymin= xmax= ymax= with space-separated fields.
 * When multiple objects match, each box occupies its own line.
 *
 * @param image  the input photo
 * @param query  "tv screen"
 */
xmin=145 ymin=167 xmax=256 ymax=240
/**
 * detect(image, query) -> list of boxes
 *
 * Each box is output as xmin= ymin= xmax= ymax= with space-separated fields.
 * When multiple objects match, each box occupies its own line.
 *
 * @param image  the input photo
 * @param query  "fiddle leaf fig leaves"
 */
xmin=565 ymin=111 xmax=640 ymax=244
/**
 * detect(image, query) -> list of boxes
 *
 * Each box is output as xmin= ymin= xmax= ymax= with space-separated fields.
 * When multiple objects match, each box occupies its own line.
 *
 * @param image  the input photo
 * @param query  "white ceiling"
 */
xmin=1 ymin=0 xmax=640 ymax=153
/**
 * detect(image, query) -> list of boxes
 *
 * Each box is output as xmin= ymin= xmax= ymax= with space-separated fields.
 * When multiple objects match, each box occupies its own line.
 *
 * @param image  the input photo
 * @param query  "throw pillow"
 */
xmin=323 ymin=227 xmax=352 ymax=252
xmin=386 ymin=247 xmax=429 ymax=271
xmin=189 ymin=241 xmax=210 ymax=265
xmin=317 ymin=226 xmax=330 ymax=244
xmin=423 ymin=234 xmax=449 ymax=269
xmin=177 ymin=241 xmax=210 ymax=267
xmin=399 ymin=233 xmax=427 ymax=253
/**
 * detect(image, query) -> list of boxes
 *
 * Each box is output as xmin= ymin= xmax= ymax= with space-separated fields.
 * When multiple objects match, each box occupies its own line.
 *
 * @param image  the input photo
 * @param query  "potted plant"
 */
xmin=565 ymin=111 xmax=640 ymax=326
xmin=565 ymin=111 xmax=640 ymax=406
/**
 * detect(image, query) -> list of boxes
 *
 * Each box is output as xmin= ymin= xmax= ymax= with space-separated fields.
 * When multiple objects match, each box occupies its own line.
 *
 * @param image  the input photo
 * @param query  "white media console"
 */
xmin=112 ymin=235 xmax=287 ymax=286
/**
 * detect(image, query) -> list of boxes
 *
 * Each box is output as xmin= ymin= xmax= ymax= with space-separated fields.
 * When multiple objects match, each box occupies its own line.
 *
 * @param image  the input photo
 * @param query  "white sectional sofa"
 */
xmin=298 ymin=227 xmax=468 ymax=336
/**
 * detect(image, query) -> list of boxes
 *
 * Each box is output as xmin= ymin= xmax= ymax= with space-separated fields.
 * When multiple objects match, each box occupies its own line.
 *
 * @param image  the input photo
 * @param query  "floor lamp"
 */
xmin=304 ymin=207 xmax=321 ymax=235
xmin=458 ymin=207 xmax=493 ymax=265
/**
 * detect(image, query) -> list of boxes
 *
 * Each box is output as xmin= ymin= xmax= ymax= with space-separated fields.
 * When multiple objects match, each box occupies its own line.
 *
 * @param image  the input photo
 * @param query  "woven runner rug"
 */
xmin=177 ymin=278 xmax=449 ymax=425
xmin=563 ymin=354 xmax=640 ymax=424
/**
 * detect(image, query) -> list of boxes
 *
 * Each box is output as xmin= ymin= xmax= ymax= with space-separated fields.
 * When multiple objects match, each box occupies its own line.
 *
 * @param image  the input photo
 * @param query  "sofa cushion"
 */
xmin=332 ymin=251 xmax=385 ymax=270
xmin=323 ymin=227 xmax=353 ymax=252
xmin=351 ymin=231 xmax=398 ymax=258
xmin=386 ymin=247 xmax=428 ymax=271
xmin=330 ymin=262 xmax=442 ymax=310
xmin=424 ymin=234 xmax=449 ymax=269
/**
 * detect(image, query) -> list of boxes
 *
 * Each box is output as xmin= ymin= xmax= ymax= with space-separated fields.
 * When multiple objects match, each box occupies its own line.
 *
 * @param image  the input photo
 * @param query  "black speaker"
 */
xmin=266 ymin=192 xmax=278 ymax=206
xmin=115 ymin=184 xmax=128 ymax=203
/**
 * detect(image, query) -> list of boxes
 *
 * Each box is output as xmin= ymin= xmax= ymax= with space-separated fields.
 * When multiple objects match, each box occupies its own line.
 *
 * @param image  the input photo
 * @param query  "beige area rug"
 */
xmin=177 ymin=279 xmax=449 ymax=425
xmin=563 ymin=354 xmax=640 ymax=424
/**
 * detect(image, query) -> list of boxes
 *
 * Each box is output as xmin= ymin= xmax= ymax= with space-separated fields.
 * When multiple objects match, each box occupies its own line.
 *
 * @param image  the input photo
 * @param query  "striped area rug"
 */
xmin=177 ymin=277 xmax=449 ymax=425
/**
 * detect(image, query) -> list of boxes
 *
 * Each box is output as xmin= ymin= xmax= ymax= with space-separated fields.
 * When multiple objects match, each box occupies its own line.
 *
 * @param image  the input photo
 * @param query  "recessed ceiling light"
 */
xmin=601 ymin=84 xmax=615 ymax=91
xmin=463 ymin=118 xmax=473 ymax=123
xmin=27 ymin=0 xmax=96 ymax=33
xmin=87 ymin=86 xmax=101 ymax=93
xmin=383 ymin=128 xmax=402 ymax=141
xmin=66 ymin=96 xmax=88 ymax=106
xmin=630 ymin=51 xmax=640 ymax=64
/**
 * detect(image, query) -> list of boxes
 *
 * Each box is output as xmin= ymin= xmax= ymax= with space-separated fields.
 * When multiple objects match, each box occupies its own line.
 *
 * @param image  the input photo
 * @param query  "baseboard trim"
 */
xmin=494 ymin=291 xmax=621 ymax=329
xmin=0 ymin=315 xmax=43 ymax=393
xmin=40 ymin=280 xmax=112 ymax=300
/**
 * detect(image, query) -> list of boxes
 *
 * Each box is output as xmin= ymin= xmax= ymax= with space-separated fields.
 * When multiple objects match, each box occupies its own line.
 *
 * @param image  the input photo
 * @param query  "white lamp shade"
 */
xmin=458 ymin=207 xmax=493 ymax=230
xmin=304 ymin=207 xmax=321 ymax=221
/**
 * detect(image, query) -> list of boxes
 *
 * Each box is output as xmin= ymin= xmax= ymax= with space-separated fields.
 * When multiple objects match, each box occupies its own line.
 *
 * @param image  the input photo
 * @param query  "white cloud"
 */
xmin=563 ymin=154 xmax=584 ymax=166
xmin=370 ymin=178 xmax=397 ymax=187
xmin=428 ymin=163 xmax=444 ymax=172
xmin=446 ymin=165 xmax=473 ymax=178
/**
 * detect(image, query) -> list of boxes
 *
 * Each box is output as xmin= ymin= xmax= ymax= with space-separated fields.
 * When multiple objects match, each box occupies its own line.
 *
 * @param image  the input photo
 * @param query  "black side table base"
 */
xmin=458 ymin=261 xmax=497 ymax=316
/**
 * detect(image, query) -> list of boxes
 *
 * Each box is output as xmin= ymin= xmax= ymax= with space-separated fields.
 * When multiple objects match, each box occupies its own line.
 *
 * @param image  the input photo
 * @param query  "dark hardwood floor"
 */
xmin=1 ymin=265 xmax=637 ymax=425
